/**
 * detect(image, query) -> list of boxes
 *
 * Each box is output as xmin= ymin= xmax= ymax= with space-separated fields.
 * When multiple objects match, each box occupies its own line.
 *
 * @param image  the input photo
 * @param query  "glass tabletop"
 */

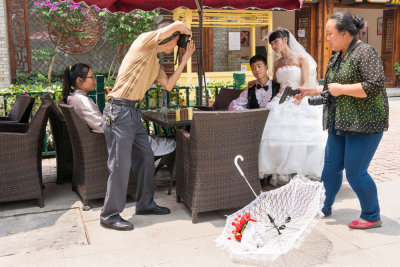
xmin=142 ymin=111 xmax=192 ymax=128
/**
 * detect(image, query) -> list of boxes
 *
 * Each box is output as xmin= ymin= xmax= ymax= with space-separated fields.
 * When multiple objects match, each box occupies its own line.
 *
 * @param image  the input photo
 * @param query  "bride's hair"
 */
xmin=269 ymin=29 xmax=290 ymax=45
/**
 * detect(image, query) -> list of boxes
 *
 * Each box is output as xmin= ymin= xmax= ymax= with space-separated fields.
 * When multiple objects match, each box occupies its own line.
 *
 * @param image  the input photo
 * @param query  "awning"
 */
xmin=73 ymin=0 xmax=302 ymax=12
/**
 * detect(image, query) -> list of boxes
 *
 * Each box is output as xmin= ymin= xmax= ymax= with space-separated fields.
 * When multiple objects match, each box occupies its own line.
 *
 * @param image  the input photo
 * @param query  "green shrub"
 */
xmin=394 ymin=62 xmax=400 ymax=79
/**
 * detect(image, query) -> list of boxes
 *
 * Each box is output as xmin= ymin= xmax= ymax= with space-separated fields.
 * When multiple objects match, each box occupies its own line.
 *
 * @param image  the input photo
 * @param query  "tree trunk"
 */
xmin=108 ymin=45 xmax=121 ymax=81
xmin=48 ymin=36 xmax=62 ymax=86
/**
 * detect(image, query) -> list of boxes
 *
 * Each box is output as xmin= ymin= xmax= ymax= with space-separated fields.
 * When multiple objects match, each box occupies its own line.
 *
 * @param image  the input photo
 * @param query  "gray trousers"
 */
xmin=100 ymin=102 xmax=156 ymax=222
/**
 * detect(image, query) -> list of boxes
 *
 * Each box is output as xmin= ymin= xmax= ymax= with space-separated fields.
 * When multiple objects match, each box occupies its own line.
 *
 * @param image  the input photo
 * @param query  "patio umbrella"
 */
xmin=215 ymin=155 xmax=325 ymax=264
xmin=74 ymin=0 xmax=302 ymax=104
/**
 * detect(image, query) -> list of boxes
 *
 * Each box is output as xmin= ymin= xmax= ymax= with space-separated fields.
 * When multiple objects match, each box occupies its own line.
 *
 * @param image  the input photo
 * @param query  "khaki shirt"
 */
xmin=108 ymin=30 xmax=167 ymax=101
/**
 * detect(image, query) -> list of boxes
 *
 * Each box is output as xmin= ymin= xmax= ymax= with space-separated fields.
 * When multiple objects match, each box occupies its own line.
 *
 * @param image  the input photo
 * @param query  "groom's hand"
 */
xmin=247 ymin=80 xmax=257 ymax=88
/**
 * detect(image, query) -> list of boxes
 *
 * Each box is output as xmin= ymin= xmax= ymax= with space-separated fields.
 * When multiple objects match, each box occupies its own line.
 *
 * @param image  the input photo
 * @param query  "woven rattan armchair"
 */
xmin=59 ymin=103 xmax=136 ymax=206
xmin=0 ymin=98 xmax=50 ymax=207
xmin=176 ymin=109 xmax=269 ymax=223
xmin=0 ymin=95 xmax=35 ymax=123
xmin=39 ymin=95 xmax=73 ymax=184
xmin=195 ymin=88 xmax=242 ymax=111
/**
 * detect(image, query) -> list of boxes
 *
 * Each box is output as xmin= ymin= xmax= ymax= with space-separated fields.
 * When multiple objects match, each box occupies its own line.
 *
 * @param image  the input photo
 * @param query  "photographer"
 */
xmin=100 ymin=19 xmax=195 ymax=231
xmin=296 ymin=12 xmax=388 ymax=230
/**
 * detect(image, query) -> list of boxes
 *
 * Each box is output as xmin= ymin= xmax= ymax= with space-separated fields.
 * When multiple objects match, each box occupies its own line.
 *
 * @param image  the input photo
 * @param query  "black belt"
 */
xmin=108 ymin=97 xmax=140 ymax=108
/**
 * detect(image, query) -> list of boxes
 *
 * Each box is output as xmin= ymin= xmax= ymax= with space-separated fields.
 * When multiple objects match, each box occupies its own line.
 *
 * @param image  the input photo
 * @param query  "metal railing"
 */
xmin=0 ymin=90 xmax=61 ymax=157
xmin=0 ymin=75 xmax=240 ymax=156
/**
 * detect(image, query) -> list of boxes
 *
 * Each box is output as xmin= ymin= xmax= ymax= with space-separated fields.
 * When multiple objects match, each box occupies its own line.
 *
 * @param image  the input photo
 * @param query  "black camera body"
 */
xmin=177 ymin=34 xmax=191 ymax=48
xmin=308 ymin=90 xmax=332 ymax=105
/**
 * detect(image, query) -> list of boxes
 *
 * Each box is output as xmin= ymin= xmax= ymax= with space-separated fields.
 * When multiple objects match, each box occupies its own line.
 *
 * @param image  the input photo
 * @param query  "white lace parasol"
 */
xmin=215 ymin=156 xmax=325 ymax=264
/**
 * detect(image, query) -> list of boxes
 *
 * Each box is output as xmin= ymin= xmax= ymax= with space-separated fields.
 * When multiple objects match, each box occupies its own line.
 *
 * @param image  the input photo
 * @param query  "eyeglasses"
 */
xmin=85 ymin=76 xmax=96 ymax=80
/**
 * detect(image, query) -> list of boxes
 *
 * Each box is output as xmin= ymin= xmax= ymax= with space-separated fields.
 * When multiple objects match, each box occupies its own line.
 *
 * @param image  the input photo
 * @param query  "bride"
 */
xmin=258 ymin=28 xmax=327 ymax=184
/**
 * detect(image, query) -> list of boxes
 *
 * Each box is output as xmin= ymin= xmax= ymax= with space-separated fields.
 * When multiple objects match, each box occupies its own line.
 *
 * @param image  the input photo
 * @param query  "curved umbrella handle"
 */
xmin=234 ymin=155 xmax=245 ymax=177
xmin=234 ymin=155 xmax=258 ymax=198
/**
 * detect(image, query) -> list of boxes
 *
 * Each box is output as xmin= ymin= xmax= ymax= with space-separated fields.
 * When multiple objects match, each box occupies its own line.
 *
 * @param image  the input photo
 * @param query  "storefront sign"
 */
xmin=341 ymin=0 xmax=400 ymax=5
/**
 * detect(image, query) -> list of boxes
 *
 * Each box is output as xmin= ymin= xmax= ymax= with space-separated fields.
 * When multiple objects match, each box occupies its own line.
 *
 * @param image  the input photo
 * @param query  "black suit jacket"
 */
xmin=247 ymin=80 xmax=280 ymax=109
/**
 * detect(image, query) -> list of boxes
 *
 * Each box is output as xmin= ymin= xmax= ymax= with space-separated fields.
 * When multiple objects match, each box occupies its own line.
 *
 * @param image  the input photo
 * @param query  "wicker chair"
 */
xmin=0 ymin=98 xmax=50 ymax=207
xmin=59 ymin=103 xmax=136 ymax=206
xmin=39 ymin=95 xmax=73 ymax=184
xmin=176 ymin=109 xmax=269 ymax=223
xmin=0 ymin=95 xmax=35 ymax=123
xmin=195 ymin=88 xmax=242 ymax=111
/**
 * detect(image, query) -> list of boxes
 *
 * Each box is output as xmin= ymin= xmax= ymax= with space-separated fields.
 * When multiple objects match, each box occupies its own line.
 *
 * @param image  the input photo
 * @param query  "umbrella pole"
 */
xmin=195 ymin=0 xmax=203 ymax=106
xmin=234 ymin=155 xmax=258 ymax=198
xmin=235 ymin=155 xmax=282 ymax=235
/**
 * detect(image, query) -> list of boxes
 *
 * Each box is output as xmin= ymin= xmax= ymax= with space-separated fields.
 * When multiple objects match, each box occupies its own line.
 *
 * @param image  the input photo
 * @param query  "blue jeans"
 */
xmin=322 ymin=130 xmax=383 ymax=222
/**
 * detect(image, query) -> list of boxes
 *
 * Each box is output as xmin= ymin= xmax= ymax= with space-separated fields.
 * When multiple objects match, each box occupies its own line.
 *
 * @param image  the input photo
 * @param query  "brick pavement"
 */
xmin=369 ymin=98 xmax=400 ymax=183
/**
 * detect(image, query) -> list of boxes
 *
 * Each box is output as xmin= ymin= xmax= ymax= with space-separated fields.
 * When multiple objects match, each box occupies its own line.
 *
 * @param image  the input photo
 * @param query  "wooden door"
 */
xmin=295 ymin=5 xmax=318 ymax=66
xmin=381 ymin=9 xmax=396 ymax=87
xmin=295 ymin=7 xmax=312 ymax=54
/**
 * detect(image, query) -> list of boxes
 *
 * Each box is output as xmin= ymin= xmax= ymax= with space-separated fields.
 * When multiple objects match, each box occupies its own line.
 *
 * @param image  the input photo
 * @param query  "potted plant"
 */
xmin=394 ymin=62 xmax=400 ymax=86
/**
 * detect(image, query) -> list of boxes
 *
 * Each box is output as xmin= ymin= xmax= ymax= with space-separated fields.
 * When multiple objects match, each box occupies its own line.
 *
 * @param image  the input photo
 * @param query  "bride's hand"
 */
xmin=294 ymin=98 xmax=302 ymax=105
xmin=293 ymin=87 xmax=312 ymax=103
xmin=279 ymin=81 xmax=292 ymax=94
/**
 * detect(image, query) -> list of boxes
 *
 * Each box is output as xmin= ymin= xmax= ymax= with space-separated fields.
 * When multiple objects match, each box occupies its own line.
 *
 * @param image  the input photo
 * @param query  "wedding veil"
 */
xmin=267 ymin=27 xmax=318 ymax=88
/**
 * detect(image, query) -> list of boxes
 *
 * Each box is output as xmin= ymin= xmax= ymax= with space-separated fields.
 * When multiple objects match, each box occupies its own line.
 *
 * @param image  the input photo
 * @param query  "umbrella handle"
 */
xmin=234 ymin=155 xmax=258 ymax=198
xmin=234 ymin=155 xmax=245 ymax=177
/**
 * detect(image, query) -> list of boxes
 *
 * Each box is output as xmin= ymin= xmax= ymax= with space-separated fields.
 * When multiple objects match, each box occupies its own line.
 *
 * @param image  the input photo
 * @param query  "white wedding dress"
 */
xmin=258 ymin=65 xmax=327 ymax=180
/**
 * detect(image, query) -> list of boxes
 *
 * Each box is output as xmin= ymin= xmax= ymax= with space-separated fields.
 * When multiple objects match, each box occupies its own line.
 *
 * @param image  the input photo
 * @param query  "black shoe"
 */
xmin=322 ymin=209 xmax=332 ymax=217
xmin=100 ymin=217 xmax=134 ymax=231
xmin=136 ymin=205 xmax=170 ymax=215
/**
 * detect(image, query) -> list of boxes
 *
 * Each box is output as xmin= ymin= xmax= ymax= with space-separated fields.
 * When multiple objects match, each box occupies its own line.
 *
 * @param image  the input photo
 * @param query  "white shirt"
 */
xmin=228 ymin=79 xmax=273 ymax=111
xmin=67 ymin=89 xmax=104 ymax=133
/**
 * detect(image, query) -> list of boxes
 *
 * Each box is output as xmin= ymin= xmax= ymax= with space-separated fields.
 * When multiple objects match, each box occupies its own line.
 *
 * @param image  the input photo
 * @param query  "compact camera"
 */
xmin=177 ymin=34 xmax=191 ymax=48
xmin=308 ymin=90 xmax=332 ymax=105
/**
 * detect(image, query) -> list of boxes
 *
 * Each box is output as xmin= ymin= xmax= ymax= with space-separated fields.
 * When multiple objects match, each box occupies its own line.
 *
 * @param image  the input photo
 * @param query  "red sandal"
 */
xmin=348 ymin=219 xmax=382 ymax=229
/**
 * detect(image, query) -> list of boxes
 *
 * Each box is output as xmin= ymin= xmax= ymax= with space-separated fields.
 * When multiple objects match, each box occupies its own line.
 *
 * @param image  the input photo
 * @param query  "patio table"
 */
xmin=142 ymin=110 xmax=193 ymax=195
xmin=142 ymin=110 xmax=192 ymax=136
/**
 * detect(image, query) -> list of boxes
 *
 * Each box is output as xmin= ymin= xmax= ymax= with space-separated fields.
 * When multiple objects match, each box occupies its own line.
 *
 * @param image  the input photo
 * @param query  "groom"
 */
xmin=228 ymin=55 xmax=280 ymax=111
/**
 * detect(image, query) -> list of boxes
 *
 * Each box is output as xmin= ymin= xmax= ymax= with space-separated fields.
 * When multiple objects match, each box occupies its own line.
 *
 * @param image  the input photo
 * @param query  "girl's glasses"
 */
xmin=86 ymin=76 xmax=96 ymax=80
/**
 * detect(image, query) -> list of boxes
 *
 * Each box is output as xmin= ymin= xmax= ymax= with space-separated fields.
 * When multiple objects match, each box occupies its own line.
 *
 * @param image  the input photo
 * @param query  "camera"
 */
xmin=177 ymin=34 xmax=191 ymax=48
xmin=308 ymin=90 xmax=332 ymax=105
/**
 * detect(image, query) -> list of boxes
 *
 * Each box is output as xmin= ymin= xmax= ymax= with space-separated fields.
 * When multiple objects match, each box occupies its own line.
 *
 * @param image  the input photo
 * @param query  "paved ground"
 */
xmin=0 ymin=98 xmax=399 ymax=267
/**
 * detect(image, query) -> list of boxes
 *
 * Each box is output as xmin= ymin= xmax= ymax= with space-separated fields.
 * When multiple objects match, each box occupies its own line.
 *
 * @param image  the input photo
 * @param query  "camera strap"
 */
xmin=158 ymin=31 xmax=180 ymax=45
xmin=323 ymin=37 xmax=358 ymax=131
xmin=325 ymin=37 xmax=359 ymax=85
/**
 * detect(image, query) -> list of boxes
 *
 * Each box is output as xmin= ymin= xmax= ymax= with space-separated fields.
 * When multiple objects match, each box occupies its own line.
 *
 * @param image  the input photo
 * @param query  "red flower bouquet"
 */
xmin=230 ymin=213 xmax=257 ymax=241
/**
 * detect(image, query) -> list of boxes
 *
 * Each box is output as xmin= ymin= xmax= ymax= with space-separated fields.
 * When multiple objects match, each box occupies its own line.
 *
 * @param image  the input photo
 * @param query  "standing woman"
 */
xmin=297 ymin=12 xmax=389 ymax=229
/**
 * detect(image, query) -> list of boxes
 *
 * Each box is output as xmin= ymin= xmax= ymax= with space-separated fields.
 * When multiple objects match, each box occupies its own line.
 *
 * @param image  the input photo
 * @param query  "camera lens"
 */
xmin=308 ymin=96 xmax=324 ymax=105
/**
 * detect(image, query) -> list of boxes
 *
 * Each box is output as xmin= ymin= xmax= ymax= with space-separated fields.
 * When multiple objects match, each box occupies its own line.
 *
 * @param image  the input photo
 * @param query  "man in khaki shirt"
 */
xmin=100 ymin=20 xmax=195 ymax=231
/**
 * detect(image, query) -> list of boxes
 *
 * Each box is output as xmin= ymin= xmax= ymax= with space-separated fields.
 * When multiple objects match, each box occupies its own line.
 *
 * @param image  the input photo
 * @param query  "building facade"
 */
xmin=0 ymin=0 xmax=10 ymax=89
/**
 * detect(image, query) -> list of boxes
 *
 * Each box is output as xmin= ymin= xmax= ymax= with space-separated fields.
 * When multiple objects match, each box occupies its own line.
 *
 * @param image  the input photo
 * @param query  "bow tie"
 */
xmin=256 ymin=84 xmax=269 ymax=91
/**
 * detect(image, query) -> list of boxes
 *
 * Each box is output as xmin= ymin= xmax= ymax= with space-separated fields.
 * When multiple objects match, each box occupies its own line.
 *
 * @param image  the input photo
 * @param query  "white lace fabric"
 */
xmin=215 ymin=176 xmax=325 ymax=264
xmin=259 ymin=65 xmax=327 ymax=178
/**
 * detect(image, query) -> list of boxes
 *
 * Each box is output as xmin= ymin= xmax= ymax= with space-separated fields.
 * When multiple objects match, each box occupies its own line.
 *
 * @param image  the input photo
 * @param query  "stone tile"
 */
xmin=310 ymin=220 xmax=359 ymax=256
xmin=319 ymin=214 xmax=400 ymax=250
xmin=2 ymin=183 xmax=81 ymax=217
xmin=365 ymin=241 xmax=400 ymax=265
xmin=322 ymin=248 xmax=394 ymax=266
xmin=0 ymin=209 xmax=87 ymax=258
